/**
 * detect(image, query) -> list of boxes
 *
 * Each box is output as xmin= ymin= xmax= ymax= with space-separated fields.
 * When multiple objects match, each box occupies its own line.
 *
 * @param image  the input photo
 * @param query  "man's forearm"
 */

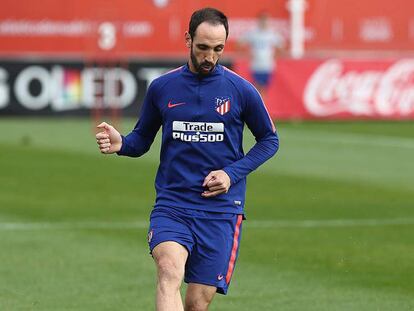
xmin=223 ymin=134 xmax=279 ymax=184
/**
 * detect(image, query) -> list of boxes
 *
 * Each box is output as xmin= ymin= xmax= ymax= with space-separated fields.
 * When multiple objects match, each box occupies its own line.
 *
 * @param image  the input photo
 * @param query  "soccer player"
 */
xmin=95 ymin=7 xmax=279 ymax=311
xmin=238 ymin=11 xmax=285 ymax=98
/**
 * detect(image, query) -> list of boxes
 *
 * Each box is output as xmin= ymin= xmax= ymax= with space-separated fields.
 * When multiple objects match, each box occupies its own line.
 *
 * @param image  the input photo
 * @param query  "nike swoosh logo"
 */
xmin=168 ymin=101 xmax=186 ymax=108
xmin=217 ymin=275 xmax=224 ymax=281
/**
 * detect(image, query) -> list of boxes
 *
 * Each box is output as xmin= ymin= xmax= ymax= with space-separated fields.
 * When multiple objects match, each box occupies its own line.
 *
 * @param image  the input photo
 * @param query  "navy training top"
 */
xmin=117 ymin=64 xmax=279 ymax=214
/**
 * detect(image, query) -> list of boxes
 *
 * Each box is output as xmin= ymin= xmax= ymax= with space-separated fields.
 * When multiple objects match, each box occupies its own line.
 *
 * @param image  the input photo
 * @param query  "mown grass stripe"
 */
xmin=283 ymin=129 xmax=414 ymax=149
xmin=1 ymin=218 xmax=413 ymax=231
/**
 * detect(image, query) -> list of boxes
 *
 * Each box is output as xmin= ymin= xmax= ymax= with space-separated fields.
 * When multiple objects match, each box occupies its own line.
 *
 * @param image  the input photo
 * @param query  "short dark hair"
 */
xmin=189 ymin=8 xmax=229 ymax=40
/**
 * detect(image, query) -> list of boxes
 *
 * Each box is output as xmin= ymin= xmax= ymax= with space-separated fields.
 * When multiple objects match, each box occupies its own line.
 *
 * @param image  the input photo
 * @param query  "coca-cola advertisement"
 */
xmin=235 ymin=58 xmax=414 ymax=120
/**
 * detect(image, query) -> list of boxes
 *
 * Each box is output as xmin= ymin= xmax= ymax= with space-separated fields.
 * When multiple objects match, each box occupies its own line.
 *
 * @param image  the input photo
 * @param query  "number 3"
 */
xmin=98 ymin=22 xmax=116 ymax=50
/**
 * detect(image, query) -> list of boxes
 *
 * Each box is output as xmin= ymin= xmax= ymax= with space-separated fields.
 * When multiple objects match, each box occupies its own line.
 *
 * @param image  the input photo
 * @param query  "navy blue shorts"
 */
xmin=147 ymin=206 xmax=244 ymax=295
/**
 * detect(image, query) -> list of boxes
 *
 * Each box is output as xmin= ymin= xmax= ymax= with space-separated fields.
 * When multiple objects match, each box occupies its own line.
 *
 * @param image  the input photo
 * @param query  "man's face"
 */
xmin=186 ymin=22 xmax=226 ymax=76
xmin=258 ymin=14 xmax=270 ymax=29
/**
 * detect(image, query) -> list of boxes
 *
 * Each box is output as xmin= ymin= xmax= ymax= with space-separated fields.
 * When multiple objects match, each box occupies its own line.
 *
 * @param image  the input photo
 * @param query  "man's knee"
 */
xmin=156 ymin=256 xmax=184 ymax=286
xmin=152 ymin=241 xmax=188 ymax=291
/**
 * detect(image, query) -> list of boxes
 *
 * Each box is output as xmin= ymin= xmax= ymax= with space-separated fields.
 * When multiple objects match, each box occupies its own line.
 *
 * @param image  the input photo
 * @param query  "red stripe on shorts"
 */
xmin=225 ymin=214 xmax=243 ymax=284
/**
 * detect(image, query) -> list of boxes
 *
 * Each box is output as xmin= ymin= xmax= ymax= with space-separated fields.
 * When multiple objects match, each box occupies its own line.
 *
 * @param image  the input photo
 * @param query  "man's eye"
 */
xmin=214 ymin=47 xmax=223 ymax=52
xmin=198 ymin=46 xmax=208 ymax=50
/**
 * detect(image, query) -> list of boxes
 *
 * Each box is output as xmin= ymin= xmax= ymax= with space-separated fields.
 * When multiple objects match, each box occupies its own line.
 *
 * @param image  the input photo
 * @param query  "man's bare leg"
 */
xmin=185 ymin=283 xmax=217 ymax=311
xmin=152 ymin=241 xmax=188 ymax=311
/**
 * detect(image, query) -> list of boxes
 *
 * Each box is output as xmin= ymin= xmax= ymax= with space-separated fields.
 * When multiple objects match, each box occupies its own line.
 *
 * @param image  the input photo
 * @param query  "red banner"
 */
xmin=1 ymin=0 xmax=413 ymax=57
xmin=0 ymin=0 xmax=289 ymax=57
xmin=235 ymin=58 xmax=414 ymax=120
xmin=306 ymin=0 xmax=414 ymax=51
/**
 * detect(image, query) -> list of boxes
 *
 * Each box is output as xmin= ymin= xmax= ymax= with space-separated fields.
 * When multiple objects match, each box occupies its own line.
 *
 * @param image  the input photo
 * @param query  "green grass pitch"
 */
xmin=0 ymin=118 xmax=413 ymax=310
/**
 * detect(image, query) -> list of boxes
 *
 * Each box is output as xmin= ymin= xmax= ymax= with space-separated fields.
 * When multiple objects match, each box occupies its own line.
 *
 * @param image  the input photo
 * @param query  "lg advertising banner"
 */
xmin=235 ymin=58 xmax=414 ymax=120
xmin=0 ymin=60 xmax=185 ymax=116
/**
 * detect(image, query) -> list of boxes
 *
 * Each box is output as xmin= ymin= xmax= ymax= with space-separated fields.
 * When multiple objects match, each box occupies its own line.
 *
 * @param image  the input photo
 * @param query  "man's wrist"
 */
xmin=222 ymin=168 xmax=234 ymax=185
xmin=115 ymin=135 xmax=124 ymax=155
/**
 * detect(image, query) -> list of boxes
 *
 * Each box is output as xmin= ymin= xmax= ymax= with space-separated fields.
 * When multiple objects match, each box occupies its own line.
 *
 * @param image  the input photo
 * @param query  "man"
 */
xmin=238 ymin=11 xmax=285 ymax=97
xmin=96 ymin=8 xmax=279 ymax=311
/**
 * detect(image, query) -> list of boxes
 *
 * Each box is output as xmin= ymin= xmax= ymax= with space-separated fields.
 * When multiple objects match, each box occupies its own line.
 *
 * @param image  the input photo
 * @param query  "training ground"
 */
xmin=0 ymin=118 xmax=413 ymax=310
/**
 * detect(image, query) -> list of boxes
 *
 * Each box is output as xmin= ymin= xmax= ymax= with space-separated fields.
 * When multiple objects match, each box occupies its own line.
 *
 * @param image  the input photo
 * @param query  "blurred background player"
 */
xmin=238 ymin=11 xmax=285 ymax=98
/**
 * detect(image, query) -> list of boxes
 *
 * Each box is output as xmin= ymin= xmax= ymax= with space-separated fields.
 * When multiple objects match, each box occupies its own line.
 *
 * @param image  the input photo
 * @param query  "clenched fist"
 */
xmin=202 ymin=170 xmax=231 ymax=198
xmin=95 ymin=122 xmax=122 ymax=154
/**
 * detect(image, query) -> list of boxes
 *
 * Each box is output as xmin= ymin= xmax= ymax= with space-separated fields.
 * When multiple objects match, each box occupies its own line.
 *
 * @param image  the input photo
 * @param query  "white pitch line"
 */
xmin=0 ymin=221 xmax=148 ymax=231
xmin=0 ymin=218 xmax=413 ymax=231
xmin=246 ymin=218 xmax=414 ymax=228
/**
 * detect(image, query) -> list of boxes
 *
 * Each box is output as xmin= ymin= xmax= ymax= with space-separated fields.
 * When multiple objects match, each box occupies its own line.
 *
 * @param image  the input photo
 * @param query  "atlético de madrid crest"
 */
xmin=215 ymin=97 xmax=231 ymax=115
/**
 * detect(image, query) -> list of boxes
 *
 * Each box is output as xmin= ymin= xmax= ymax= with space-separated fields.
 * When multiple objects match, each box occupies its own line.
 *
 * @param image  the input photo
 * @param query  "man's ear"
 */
xmin=185 ymin=32 xmax=192 ymax=49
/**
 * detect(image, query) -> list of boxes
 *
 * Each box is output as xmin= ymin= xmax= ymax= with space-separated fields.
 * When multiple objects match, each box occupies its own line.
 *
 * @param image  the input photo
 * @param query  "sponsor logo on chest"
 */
xmin=172 ymin=121 xmax=224 ymax=143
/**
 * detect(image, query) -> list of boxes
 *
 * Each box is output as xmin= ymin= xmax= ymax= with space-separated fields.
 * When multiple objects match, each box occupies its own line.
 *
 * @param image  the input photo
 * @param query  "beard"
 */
xmin=190 ymin=46 xmax=217 ymax=76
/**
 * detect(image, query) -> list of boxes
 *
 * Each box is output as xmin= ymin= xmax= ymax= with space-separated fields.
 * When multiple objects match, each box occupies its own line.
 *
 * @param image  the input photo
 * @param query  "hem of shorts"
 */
xmin=184 ymin=278 xmax=228 ymax=295
xmin=149 ymin=239 xmax=191 ymax=256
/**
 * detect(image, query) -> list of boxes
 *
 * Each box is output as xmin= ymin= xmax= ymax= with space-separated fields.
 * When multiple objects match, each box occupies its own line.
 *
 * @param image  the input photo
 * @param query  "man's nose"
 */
xmin=204 ymin=51 xmax=214 ymax=63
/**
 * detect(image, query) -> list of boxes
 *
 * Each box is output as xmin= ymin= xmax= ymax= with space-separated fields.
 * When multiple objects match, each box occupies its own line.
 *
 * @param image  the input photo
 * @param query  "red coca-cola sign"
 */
xmin=259 ymin=58 xmax=414 ymax=120
xmin=304 ymin=59 xmax=414 ymax=118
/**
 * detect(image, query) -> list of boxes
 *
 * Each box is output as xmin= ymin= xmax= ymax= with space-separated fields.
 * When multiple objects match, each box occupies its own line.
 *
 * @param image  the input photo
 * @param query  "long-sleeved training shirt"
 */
xmin=117 ymin=63 xmax=279 ymax=214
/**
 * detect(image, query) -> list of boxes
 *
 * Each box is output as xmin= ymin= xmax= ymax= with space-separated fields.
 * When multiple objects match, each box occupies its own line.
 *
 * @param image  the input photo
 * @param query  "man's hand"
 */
xmin=202 ymin=170 xmax=231 ymax=198
xmin=95 ymin=122 xmax=122 ymax=154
